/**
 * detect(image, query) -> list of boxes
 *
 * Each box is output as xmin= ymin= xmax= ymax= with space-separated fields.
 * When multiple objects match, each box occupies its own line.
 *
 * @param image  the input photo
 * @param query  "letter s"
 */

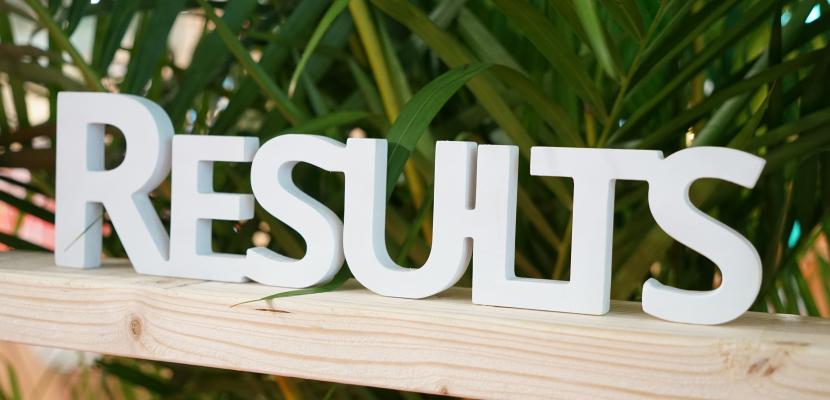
xmin=245 ymin=134 xmax=347 ymax=288
xmin=643 ymin=147 xmax=765 ymax=325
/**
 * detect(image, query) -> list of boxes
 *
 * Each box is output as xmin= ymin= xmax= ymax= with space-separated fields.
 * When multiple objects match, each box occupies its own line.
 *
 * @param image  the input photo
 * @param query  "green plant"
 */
xmin=1 ymin=0 xmax=829 ymax=397
xmin=0 ymin=360 xmax=22 ymax=400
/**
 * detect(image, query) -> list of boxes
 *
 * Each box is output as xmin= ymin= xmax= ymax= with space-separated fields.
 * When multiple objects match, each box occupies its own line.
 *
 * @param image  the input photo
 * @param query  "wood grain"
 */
xmin=0 ymin=251 xmax=829 ymax=399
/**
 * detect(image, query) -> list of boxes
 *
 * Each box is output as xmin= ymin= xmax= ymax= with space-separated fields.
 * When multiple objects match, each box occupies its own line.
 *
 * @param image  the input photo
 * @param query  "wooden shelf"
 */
xmin=1 ymin=251 xmax=829 ymax=399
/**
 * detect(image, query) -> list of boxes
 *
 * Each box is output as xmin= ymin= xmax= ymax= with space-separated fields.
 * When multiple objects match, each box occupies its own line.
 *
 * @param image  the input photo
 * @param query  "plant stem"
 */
xmin=350 ymin=0 xmax=400 ymax=121
xmin=350 ymin=0 xmax=432 ymax=242
xmin=23 ymin=0 xmax=104 ymax=92
xmin=597 ymin=1 xmax=673 ymax=147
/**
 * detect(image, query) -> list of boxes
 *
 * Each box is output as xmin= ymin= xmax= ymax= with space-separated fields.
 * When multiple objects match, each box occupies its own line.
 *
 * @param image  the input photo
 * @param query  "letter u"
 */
xmin=342 ymin=139 xmax=519 ymax=299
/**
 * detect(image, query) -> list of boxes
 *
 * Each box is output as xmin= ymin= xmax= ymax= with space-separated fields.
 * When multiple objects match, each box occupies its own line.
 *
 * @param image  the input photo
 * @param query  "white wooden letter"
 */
xmin=168 ymin=135 xmax=258 ymax=281
xmin=475 ymin=148 xmax=659 ymax=314
xmin=343 ymin=140 xmax=520 ymax=299
xmin=55 ymin=92 xmax=172 ymax=274
xmin=245 ymin=134 xmax=346 ymax=287
xmin=643 ymin=147 xmax=765 ymax=324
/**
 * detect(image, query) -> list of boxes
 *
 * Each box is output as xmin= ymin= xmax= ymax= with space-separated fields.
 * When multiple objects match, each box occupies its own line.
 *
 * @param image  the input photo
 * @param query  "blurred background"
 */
xmin=1 ymin=0 xmax=829 ymax=398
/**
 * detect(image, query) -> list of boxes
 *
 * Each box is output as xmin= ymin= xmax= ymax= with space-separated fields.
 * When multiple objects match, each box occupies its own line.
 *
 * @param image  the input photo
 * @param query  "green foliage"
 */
xmin=385 ymin=62 xmax=491 ymax=197
xmin=1 ymin=0 xmax=830 ymax=397
xmin=0 ymin=360 xmax=22 ymax=400
xmin=287 ymin=0 xmax=350 ymax=98
xmin=232 ymin=264 xmax=352 ymax=307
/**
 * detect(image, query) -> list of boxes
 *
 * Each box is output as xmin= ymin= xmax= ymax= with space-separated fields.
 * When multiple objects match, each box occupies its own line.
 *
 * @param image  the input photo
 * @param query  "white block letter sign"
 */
xmin=168 ymin=135 xmax=259 ymax=282
xmin=474 ymin=146 xmax=764 ymax=324
xmin=246 ymin=134 xmax=347 ymax=288
xmin=474 ymin=148 xmax=661 ymax=315
xmin=643 ymin=147 xmax=765 ymax=325
xmin=53 ymin=92 xmax=768 ymax=325
xmin=55 ymin=92 xmax=172 ymax=274
xmin=342 ymin=140 xmax=482 ymax=298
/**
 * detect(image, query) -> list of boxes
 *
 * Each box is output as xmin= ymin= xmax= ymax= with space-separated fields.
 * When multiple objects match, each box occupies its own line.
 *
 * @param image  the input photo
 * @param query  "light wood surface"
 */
xmin=0 ymin=251 xmax=828 ymax=399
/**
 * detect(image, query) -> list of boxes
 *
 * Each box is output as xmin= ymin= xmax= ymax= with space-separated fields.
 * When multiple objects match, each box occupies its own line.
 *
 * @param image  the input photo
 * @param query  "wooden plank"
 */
xmin=0 ymin=251 xmax=829 ymax=399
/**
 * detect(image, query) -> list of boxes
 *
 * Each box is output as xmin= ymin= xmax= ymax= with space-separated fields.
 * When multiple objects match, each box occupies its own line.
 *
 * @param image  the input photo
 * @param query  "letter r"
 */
xmin=55 ymin=92 xmax=172 ymax=274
